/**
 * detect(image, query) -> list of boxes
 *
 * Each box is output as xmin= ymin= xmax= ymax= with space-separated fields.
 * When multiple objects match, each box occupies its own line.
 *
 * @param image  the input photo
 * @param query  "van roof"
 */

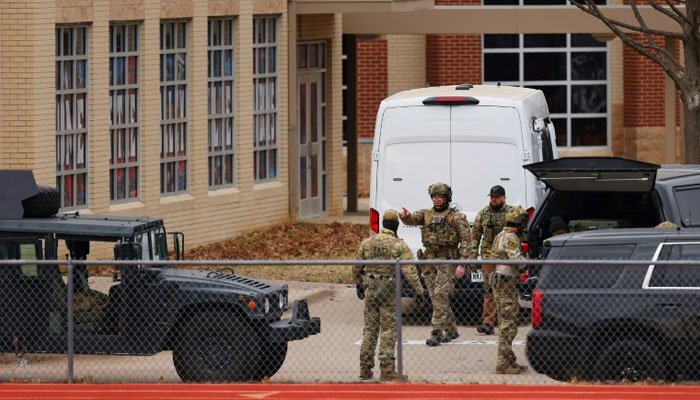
xmin=383 ymin=84 xmax=542 ymax=106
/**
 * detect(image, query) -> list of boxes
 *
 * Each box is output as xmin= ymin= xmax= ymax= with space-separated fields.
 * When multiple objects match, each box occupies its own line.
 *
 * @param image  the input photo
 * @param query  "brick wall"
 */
xmin=356 ymin=38 xmax=387 ymax=140
xmin=623 ymin=34 xmax=666 ymax=128
xmin=425 ymin=35 xmax=482 ymax=87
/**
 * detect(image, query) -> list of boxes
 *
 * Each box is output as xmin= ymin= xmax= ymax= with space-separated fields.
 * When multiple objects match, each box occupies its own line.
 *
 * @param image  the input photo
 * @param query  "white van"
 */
xmin=369 ymin=83 xmax=558 ymax=255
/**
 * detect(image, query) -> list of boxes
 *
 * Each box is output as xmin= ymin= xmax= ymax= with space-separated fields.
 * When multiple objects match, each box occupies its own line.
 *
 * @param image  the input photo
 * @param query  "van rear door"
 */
xmin=377 ymin=106 xmax=450 ymax=252
xmin=450 ymin=106 xmax=527 ymax=219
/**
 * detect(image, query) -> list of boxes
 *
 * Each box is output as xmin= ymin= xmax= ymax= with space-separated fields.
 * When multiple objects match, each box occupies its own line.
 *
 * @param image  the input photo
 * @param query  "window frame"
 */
xmin=252 ymin=16 xmax=279 ymax=182
xmin=644 ymin=241 xmax=700 ymax=290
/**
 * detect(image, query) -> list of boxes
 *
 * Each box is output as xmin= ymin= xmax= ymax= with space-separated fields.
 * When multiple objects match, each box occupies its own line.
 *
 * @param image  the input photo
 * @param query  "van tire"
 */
xmin=22 ymin=186 xmax=60 ymax=218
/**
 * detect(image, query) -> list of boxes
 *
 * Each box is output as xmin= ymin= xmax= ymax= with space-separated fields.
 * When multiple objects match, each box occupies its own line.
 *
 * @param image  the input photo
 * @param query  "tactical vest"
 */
xmin=480 ymin=206 xmax=510 ymax=248
xmin=420 ymin=208 xmax=460 ymax=254
xmin=363 ymin=233 xmax=397 ymax=276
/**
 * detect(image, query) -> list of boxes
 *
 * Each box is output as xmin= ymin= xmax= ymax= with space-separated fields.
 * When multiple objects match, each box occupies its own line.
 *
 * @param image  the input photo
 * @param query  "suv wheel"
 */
xmin=254 ymin=341 xmax=288 ymax=380
xmin=173 ymin=309 xmax=260 ymax=382
xmin=593 ymin=339 xmax=667 ymax=382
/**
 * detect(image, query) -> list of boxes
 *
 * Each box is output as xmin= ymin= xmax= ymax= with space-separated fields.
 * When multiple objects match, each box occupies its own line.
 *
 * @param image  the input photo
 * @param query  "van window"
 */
xmin=673 ymin=185 xmax=700 ymax=227
xmin=541 ymin=124 xmax=555 ymax=161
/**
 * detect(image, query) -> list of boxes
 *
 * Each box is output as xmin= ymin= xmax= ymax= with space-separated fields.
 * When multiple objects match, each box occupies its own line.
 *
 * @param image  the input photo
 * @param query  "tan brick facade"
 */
xmin=0 ymin=1 xmax=344 ymax=252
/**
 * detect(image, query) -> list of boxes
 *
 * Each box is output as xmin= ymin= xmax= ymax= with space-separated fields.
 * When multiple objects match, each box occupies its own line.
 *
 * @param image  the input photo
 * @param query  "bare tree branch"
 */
xmin=650 ymin=0 xmax=689 ymax=26
xmin=570 ymin=0 xmax=685 ymax=38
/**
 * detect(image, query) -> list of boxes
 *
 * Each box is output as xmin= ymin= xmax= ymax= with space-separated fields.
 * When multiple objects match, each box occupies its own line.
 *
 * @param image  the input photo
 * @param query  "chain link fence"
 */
xmin=0 ymin=258 xmax=698 ymax=384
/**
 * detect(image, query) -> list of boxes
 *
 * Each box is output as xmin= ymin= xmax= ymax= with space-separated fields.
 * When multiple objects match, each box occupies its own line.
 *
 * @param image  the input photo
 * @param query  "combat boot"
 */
xmin=425 ymin=330 xmax=443 ymax=347
xmin=496 ymin=363 xmax=528 ymax=375
xmin=441 ymin=330 xmax=460 ymax=343
xmin=359 ymin=369 xmax=373 ymax=380
xmin=380 ymin=369 xmax=408 ymax=381
xmin=476 ymin=324 xmax=495 ymax=335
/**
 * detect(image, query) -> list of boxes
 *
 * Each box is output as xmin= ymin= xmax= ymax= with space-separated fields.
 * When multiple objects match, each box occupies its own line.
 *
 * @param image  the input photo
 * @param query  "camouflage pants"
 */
xmin=492 ymin=273 xmax=519 ymax=369
xmin=360 ymin=278 xmax=397 ymax=371
xmin=424 ymin=264 xmax=456 ymax=334
xmin=480 ymin=264 xmax=497 ymax=327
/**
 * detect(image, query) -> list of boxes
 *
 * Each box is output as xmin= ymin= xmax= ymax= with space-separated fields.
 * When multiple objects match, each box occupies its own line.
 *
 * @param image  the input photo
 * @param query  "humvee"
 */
xmin=0 ymin=170 xmax=320 ymax=382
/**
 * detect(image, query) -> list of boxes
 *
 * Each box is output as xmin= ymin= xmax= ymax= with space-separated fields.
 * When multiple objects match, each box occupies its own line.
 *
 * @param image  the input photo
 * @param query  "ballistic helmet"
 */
xmin=506 ymin=206 xmax=528 ymax=228
xmin=428 ymin=182 xmax=452 ymax=202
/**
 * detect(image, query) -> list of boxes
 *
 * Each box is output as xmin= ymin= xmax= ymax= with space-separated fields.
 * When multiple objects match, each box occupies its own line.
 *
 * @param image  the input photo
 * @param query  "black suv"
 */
xmin=524 ymin=157 xmax=700 ymax=259
xmin=526 ymin=227 xmax=700 ymax=382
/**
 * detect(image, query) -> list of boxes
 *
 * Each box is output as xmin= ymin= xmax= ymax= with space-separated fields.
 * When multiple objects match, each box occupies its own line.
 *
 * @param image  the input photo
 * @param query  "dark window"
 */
xmin=531 ymin=85 xmax=566 ymax=113
xmin=540 ymin=244 xmax=633 ymax=289
xmin=650 ymin=244 xmax=700 ymax=287
xmin=0 ymin=244 xmax=8 ymax=260
xmin=524 ymin=52 xmax=566 ymax=80
xmin=572 ymin=52 xmax=607 ymax=80
xmin=484 ymin=34 xmax=519 ymax=49
xmin=572 ymin=34 xmax=606 ymax=48
xmin=571 ymin=85 xmax=606 ymax=113
xmin=552 ymin=118 xmax=567 ymax=147
xmin=674 ymin=185 xmax=700 ymax=227
xmin=484 ymin=53 xmax=519 ymax=82
xmin=571 ymin=117 xmax=606 ymax=146
xmin=524 ymin=34 xmax=565 ymax=48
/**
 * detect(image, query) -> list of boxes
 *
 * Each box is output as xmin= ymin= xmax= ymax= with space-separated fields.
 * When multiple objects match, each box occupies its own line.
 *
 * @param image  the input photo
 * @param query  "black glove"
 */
xmin=356 ymin=284 xmax=365 ymax=300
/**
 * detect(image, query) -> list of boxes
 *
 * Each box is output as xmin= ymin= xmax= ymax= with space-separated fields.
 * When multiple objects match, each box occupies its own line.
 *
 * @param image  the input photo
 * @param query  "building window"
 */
xmin=160 ymin=21 xmax=188 ymax=194
xmin=253 ymin=16 xmax=278 ymax=182
xmin=109 ymin=23 xmax=140 ymax=202
xmin=482 ymin=0 xmax=609 ymax=148
xmin=208 ymin=18 xmax=235 ymax=188
xmin=56 ymin=26 xmax=88 ymax=208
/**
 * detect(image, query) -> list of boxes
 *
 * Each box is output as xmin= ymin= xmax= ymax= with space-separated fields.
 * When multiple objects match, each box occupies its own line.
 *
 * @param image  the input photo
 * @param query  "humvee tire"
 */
xmin=173 ymin=309 xmax=261 ymax=382
xmin=255 ymin=341 xmax=288 ymax=380
xmin=22 ymin=186 xmax=60 ymax=218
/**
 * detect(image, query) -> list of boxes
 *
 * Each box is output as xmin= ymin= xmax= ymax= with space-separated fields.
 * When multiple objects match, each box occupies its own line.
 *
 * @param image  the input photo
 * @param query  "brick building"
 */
xmin=0 ymin=0 xmax=683 ymax=250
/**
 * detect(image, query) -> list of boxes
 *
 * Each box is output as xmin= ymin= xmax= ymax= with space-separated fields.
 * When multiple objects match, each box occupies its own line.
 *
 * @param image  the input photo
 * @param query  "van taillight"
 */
xmin=370 ymin=208 xmax=380 ymax=234
xmin=532 ymin=289 xmax=543 ymax=328
xmin=422 ymin=96 xmax=480 ymax=106
xmin=526 ymin=207 xmax=534 ymax=221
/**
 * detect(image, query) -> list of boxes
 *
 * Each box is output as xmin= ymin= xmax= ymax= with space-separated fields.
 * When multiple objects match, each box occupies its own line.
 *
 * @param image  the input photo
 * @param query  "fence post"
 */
xmin=66 ymin=261 xmax=74 ymax=383
xmin=394 ymin=259 xmax=403 ymax=382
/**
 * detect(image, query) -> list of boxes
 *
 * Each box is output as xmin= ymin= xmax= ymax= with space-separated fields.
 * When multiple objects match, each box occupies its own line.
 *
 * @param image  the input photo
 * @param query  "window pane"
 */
xmin=552 ymin=118 xmax=567 ymax=147
xmin=571 ymin=84 xmax=606 ymax=113
xmin=484 ymin=53 xmax=519 ymax=82
xmin=571 ymin=117 xmax=606 ymax=146
xmin=530 ymin=85 xmax=566 ymax=114
xmin=524 ymin=34 xmax=566 ymax=48
xmin=572 ymin=52 xmax=607 ymax=80
xmin=484 ymin=34 xmax=519 ymax=49
xmin=572 ymin=34 xmax=606 ymax=48
xmin=524 ymin=52 xmax=566 ymax=80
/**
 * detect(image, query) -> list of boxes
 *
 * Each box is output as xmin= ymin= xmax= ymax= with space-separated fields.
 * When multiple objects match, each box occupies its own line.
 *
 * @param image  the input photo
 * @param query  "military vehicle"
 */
xmin=0 ymin=170 xmax=320 ymax=382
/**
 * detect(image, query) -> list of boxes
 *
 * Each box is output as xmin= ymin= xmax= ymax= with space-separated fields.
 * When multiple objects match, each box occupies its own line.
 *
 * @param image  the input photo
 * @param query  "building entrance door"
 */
xmin=297 ymin=42 xmax=326 ymax=219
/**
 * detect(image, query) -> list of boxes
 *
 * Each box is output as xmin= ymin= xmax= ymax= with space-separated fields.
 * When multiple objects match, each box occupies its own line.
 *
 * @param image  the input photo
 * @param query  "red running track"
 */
xmin=0 ymin=383 xmax=698 ymax=400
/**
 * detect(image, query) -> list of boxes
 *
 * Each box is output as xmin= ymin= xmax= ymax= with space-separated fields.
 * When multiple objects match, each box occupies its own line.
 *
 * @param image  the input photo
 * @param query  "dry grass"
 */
xmin=185 ymin=222 xmax=369 ymax=284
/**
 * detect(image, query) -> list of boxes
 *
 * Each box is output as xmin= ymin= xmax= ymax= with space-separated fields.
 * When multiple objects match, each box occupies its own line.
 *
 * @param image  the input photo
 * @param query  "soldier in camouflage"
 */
xmin=353 ymin=209 xmax=425 ymax=381
xmin=464 ymin=185 xmax=515 ymax=336
xmin=400 ymin=183 xmax=470 ymax=347
xmin=491 ymin=206 xmax=529 ymax=374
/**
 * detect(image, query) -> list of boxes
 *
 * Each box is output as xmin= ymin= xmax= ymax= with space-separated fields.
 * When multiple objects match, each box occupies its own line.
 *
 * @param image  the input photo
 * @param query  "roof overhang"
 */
xmin=296 ymin=0 xmax=434 ymax=15
xmin=340 ymin=5 xmax=683 ymax=34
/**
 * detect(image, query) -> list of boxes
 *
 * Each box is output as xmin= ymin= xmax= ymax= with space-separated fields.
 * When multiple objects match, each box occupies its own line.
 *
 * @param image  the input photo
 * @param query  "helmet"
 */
xmin=428 ymin=182 xmax=452 ymax=202
xmin=506 ymin=206 xmax=528 ymax=227
xmin=383 ymin=209 xmax=400 ymax=222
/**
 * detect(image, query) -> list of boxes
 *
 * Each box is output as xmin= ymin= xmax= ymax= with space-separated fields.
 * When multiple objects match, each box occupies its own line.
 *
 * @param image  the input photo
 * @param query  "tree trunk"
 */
xmin=683 ymin=106 xmax=700 ymax=164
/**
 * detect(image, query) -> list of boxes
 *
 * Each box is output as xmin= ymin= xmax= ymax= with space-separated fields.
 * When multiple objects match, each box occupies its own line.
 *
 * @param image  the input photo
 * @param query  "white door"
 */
xmin=297 ymin=72 xmax=324 ymax=218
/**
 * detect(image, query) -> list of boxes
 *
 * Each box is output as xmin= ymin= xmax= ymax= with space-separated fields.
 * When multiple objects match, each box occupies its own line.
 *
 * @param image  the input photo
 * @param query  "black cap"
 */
xmin=488 ymin=185 xmax=506 ymax=197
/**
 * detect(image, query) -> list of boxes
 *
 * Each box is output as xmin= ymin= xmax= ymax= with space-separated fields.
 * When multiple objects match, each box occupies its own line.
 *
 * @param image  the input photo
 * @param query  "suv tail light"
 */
xmin=520 ymin=241 xmax=529 ymax=255
xmin=532 ymin=289 xmax=543 ymax=328
xmin=370 ymin=208 xmax=380 ymax=234
xmin=519 ymin=270 xmax=529 ymax=283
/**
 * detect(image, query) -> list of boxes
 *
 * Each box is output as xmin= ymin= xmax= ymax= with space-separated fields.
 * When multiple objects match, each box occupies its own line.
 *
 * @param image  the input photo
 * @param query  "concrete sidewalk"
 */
xmin=305 ymin=196 xmax=369 ymax=225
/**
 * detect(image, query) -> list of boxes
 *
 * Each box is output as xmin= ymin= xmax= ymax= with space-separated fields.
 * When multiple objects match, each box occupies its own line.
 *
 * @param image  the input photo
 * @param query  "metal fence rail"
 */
xmin=1 ymin=258 xmax=699 ymax=384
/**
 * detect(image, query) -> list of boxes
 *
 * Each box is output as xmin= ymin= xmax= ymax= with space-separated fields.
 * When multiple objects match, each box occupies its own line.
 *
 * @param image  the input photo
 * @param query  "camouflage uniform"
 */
xmin=353 ymin=217 xmax=424 ymax=379
xmin=400 ymin=183 xmax=470 ymax=346
xmin=469 ymin=203 xmax=515 ymax=331
xmin=490 ymin=207 xmax=528 ymax=374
